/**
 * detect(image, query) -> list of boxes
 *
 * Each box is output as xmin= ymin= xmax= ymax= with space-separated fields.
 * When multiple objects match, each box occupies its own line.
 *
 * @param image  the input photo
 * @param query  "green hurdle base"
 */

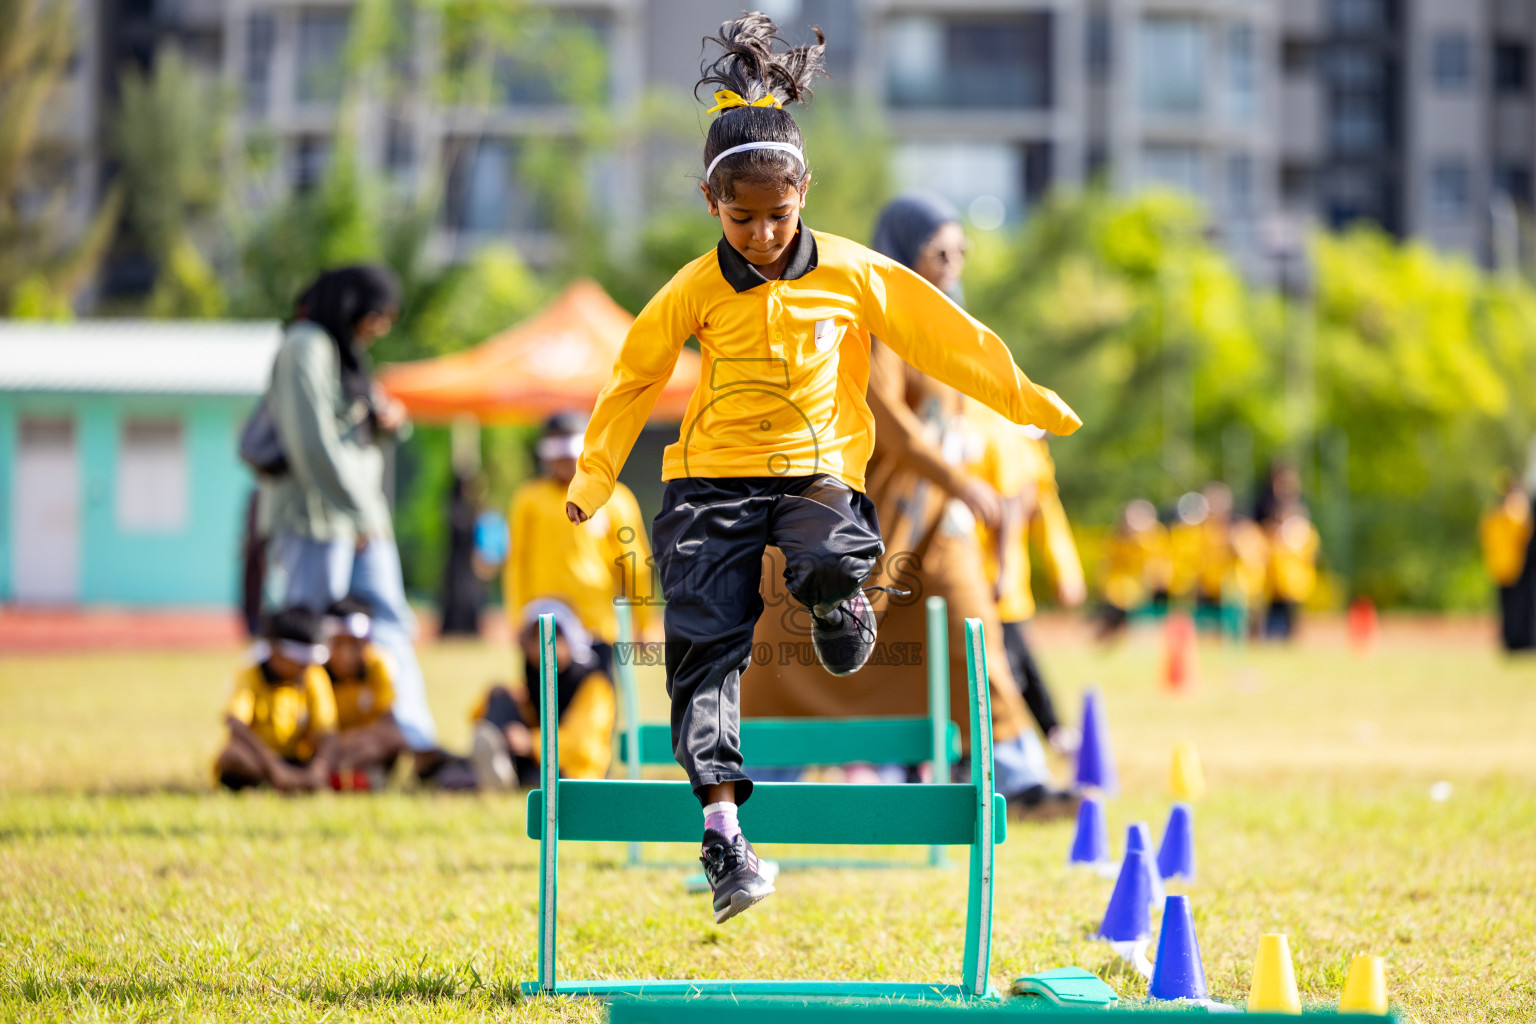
xmin=607 ymin=999 xmax=1397 ymax=1021
xmin=519 ymin=980 xmax=996 ymax=1001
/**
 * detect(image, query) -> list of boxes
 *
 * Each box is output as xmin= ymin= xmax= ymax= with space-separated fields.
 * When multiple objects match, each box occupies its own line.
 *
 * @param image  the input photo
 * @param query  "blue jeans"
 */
xmin=275 ymin=532 xmax=438 ymax=751
xmin=994 ymin=730 xmax=1053 ymax=797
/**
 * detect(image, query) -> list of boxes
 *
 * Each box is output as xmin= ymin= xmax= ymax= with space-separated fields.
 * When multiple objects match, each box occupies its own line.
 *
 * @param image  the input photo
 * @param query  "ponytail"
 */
xmin=694 ymin=12 xmax=827 ymax=202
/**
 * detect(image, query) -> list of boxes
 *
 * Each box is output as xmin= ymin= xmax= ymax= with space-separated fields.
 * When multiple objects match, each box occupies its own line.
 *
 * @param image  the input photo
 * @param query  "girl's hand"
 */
xmin=565 ymin=502 xmax=588 ymax=524
xmin=958 ymin=478 xmax=1003 ymax=532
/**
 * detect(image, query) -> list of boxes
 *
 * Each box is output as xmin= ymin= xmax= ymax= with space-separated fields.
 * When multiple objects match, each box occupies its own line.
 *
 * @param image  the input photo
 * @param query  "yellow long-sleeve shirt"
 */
xmin=1102 ymin=524 xmax=1170 ymax=612
xmin=1268 ymin=515 xmax=1320 ymax=603
xmin=567 ymin=226 xmax=1080 ymax=516
xmin=505 ymin=476 xmax=655 ymax=643
xmin=226 ymin=663 xmax=338 ymax=762
xmin=470 ymin=671 xmax=616 ymax=780
xmin=1481 ymin=500 xmax=1531 ymax=586
xmin=328 ymin=644 xmax=396 ymax=732
xmin=972 ymin=415 xmax=1083 ymax=622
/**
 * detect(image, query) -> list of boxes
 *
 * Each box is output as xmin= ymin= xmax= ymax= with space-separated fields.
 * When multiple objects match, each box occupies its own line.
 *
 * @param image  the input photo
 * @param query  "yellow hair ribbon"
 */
xmin=706 ymin=89 xmax=783 ymax=114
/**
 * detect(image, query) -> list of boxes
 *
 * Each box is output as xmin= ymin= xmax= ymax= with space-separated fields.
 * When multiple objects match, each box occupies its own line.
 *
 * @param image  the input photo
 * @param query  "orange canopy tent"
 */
xmin=377 ymin=279 xmax=699 ymax=424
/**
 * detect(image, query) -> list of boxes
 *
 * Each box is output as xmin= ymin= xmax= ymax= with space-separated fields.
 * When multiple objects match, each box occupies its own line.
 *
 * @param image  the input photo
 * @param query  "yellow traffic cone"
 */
xmin=1171 ymin=740 xmax=1206 ymax=801
xmin=1248 ymin=933 xmax=1301 ymax=1014
xmin=1339 ymin=954 xmax=1387 ymax=1014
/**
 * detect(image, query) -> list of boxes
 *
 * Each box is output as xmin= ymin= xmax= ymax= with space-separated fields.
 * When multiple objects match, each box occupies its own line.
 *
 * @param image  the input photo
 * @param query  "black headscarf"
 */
xmin=293 ymin=265 xmax=401 ymax=418
xmin=871 ymin=192 xmax=962 ymax=268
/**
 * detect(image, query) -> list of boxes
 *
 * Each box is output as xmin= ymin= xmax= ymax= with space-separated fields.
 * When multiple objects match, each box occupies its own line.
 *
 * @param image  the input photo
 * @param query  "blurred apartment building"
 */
xmin=61 ymin=0 xmax=1536 ymax=283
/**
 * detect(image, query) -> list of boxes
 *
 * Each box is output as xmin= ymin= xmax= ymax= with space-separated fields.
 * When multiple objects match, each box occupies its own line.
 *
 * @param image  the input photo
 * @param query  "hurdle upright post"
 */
xmin=535 ymin=612 xmax=560 ymax=993
xmin=960 ymin=617 xmax=996 ymax=999
xmin=614 ymin=602 xmax=643 ymax=866
xmin=926 ymin=596 xmax=951 ymax=869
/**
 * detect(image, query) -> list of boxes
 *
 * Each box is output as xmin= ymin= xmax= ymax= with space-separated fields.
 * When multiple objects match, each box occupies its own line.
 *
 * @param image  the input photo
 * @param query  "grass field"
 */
xmin=3 ymin=622 xmax=1536 ymax=1022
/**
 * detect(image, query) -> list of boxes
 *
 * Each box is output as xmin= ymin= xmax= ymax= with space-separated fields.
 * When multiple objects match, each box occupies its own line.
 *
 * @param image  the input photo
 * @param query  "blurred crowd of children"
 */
xmin=1095 ymin=463 xmax=1321 ymax=643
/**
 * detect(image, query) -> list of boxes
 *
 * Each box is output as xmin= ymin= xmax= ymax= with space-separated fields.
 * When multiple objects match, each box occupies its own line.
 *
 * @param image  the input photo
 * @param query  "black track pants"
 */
xmin=652 ymin=475 xmax=883 ymax=805
xmin=1001 ymin=619 xmax=1061 ymax=737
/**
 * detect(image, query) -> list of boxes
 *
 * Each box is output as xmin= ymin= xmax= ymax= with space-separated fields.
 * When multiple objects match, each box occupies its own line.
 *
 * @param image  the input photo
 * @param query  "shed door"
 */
xmin=12 ymin=416 xmax=80 ymax=604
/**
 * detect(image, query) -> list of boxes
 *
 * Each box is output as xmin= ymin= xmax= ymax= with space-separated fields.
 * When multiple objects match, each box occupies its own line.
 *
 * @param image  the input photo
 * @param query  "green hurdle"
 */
xmin=608 ymin=1002 xmax=1398 ymax=1022
xmin=523 ymin=611 xmax=1003 ymax=1001
xmin=613 ymin=596 xmax=961 ymax=871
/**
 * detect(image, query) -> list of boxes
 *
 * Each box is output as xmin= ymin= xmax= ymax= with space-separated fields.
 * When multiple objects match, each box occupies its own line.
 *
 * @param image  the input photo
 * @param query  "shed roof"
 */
xmin=0 ymin=320 xmax=283 ymax=396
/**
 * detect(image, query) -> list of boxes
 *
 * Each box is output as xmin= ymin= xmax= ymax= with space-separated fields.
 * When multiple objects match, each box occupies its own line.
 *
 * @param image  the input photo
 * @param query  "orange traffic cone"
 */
xmin=1164 ymin=612 xmax=1200 ymax=694
xmin=1347 ymin=597 xmax=1378 ymax=655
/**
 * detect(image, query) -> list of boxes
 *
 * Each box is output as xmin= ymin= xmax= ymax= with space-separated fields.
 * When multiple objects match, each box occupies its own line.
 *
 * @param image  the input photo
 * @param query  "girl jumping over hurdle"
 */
xmin=565 ymin=11 xmax=1081 ymax=923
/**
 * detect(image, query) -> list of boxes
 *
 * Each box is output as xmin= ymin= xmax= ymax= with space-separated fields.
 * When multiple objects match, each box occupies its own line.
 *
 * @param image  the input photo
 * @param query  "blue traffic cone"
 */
xmin=1127 ymin=823 xmax=1166 ymax=910
xmin=1148 ymin=894 xmax=1208 ymax=1001
xmin=1075 ymin=689 xmax=1119 ymax=794
xmin=1068 ymin=795 xmax=1111 ymax=867
xmin=1095 ymin=847 xmax=1152 ymax=942
xmin=1157 ymin=803 xmax=1196 ymax=881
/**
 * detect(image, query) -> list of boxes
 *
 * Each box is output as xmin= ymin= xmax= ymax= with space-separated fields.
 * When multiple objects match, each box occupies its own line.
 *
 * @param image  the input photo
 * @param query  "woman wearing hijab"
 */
xmin=744 ymin=196 xmax=1075 ymax=816
xmin=264 ymin=265 xmax=441 ymax=760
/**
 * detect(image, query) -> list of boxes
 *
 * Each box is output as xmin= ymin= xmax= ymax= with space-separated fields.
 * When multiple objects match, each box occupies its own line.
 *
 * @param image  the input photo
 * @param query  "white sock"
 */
xmin=703 ymin=800 xmax=741 ymax=840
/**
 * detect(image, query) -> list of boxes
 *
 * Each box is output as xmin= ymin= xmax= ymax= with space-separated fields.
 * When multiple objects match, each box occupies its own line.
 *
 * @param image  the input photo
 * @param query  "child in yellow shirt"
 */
xmin=214 ymin=607 xmax=338 ymax=792
xmin=1480 ymin=475 xmax=1533 ymax=652
xmin=1096 ymin=500 xmax=1168 ymax=640
xmin=503 ymin=411 xmax=657 ymax=650
xmin=562 ymin=13 xmax=1079 ymax=923
xmin=470 ymin=599 xmax=617 ymax=787
xmin=1264 ymin=504 xmax=1320 ymax=640
xmin=323 ymin=597 xmax=408 ymax=789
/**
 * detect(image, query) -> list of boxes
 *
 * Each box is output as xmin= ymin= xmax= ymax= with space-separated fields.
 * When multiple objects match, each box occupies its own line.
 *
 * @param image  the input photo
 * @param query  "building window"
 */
xmin=1495 ymin=164 xmax=1532 ymax=205
xmin=291 ymin=136 xmax=332 ymax=191
xmin=1226 ymin=23 xmax=1260 ymax=123
xmin=886 ymin=14 xmax=1053 ymax=110
xmin=1431 ymin=33 xmax=1471 ymax=90
xmin=1228 ymin=153 xmax=1254 ymax=216
xmin=1495 ymin=42 xmax=1529 ymax=92
xmin=1087 ymin=13 xmax=1112 ymax=80
xmin=1282 ymin=39 xmax=1316 ymax=76
xmin=385 ymin=118 xmax=414 ymax=177
xmin=1139 ymin=17 xmax=1206 ymax=117
xmin=494 ymin=11 xmax=611 ymax=106
xmin=1140 ymin=144 xmax=1205 ymax=196
xmin=1280 ymin=163 xmax=1316 ymax=206
xmin=297 ymin=10 xmax=350 ymax=105
xmin=117 ymin=418 xmax=187 ymax=533
xmin=1331 ymin=95 xmax=1389 ymax=152
xmin=1330 ymin=0 xmax=1392 ymax=35
xmin=444 ymin=138 xmax=550 ymax=234
xmin=893 ymin=142 xmax=1024 ymax=224
xmin=244 ymin=13 xmax=275 ymax=115
xmin=1430 ymin=160 xmax=1471 ymax=218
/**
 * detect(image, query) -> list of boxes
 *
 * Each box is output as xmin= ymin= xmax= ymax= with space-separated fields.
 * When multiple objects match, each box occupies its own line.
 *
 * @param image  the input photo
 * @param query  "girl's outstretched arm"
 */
xmin=861 ymin=258 xmax=1081 ymax=436
xmin=567 ymin=283 xmax=698 ymax=517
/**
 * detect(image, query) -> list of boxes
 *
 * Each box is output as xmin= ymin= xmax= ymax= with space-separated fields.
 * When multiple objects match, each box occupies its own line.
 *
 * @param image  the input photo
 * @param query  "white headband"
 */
xmin=705 ymin=142 xmax=806 ymax=185
xmin=537 ymin=434 xmax=583 ymax=461
xmin=254 ymin=638 xmax=329 ymax=665
xmin=324 ymin=612 xmax=372 ymax=640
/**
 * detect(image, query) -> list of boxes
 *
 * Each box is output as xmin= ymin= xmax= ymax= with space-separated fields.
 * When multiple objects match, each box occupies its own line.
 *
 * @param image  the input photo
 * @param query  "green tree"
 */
xmin=0 ymin=0 xmax=122 ymax=314
xmin=111 ymin=48 xmax=230 ymax=316
xmin=967 ymin=188 xmax=1277 ymax=523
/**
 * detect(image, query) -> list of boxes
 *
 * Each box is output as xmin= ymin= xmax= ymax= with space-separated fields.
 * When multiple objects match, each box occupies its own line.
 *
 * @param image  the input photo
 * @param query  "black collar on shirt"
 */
xmin=715 ymin=224 xmax=819 ymax=293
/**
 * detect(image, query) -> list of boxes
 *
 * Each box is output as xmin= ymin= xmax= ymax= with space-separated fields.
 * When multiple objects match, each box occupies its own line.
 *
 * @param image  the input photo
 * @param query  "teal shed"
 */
xmin=0 ymin=320 xmax=282 ymax=608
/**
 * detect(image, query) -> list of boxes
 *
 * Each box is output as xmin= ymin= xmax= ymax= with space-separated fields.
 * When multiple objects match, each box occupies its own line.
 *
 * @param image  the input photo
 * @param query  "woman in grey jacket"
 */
xmin=265 ymin=266 xmax=439 ymax=754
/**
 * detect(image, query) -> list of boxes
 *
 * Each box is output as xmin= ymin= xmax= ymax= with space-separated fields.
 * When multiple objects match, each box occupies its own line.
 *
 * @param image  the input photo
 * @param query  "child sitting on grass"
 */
xmin=215 ymin=607 xmax=338 ymax=792
xmin=322 ymin=597 xmax=408 ymax=790
xmin=469 ymin=599 xmax=616 ymax=788
xmin=563 ymin=12 xmax=1079 ymax=923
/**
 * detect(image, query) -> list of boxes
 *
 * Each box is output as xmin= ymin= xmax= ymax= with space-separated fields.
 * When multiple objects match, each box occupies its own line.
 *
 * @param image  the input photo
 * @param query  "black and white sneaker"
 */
xmin=700 ymin=829 xmax=775 ymax=924
xmin=810 ymin=590 xmax=878 ymax=676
